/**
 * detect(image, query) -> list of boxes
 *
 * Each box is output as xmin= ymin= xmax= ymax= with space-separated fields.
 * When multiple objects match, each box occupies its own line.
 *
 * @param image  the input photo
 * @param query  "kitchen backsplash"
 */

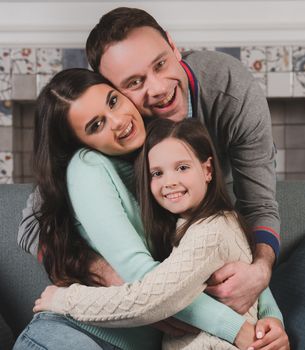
xmin=0 ymin=45 xmax=305 ymax=183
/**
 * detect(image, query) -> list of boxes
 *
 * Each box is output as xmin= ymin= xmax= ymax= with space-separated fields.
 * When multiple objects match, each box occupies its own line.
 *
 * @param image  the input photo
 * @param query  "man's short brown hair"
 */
xmin=86 ymin=7 xmax=169 ymax=72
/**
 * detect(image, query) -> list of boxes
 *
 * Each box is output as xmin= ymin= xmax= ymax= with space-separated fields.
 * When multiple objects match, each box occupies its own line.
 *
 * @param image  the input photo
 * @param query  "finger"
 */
xmin=207 ymin=263 xmax=235 ymax=285
xmin=255 ymin=320 xmax=267 ymax=339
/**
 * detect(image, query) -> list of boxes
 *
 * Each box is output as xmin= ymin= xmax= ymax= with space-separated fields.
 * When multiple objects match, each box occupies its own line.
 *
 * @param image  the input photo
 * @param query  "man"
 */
xmin=18 ymin=5 xmax=280 ymax=340
xmin=85 ymin=7 xmax=279 ymax=314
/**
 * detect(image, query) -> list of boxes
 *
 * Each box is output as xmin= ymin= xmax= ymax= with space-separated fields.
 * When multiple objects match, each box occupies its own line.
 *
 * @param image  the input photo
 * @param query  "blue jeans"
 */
xmin=13 ymin=312 xmax=121 ymax=350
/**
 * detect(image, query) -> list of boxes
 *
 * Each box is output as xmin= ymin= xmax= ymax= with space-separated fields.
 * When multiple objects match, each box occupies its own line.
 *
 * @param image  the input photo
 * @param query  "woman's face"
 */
xmin=68 ymin=83 xmax=146 ymax=156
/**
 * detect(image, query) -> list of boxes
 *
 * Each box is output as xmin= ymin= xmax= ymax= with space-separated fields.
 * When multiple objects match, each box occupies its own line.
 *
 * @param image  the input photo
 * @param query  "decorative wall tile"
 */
xmin=0 ymin=152 xmax=13 ymax=184
xmin=292 ymin=46 xmax=305 ymax=72
xmin=272 ymin=125 xmax=284 ymax=149
xmin=0 ymin=74 xmax=12 ymax=100
xmin=36 ymin=74 xmax=53 ymax=96
xmin=11 ymin=48 xmax=36 ymax=74
xmin=37 ymin=48 xmax=62 ymax=74
xmin=285 ymin=125 xmax=305 ymax=148
xmin=0 ymin=126 xmax=12 ymax=151
xmin=0 ymin=49 xmax=11 ymax=74
xmin=216 ymin=47 xmax=241 ymax=60
xmin=266 ymin=46 xmax=292 ymax=72
xmin=252 ymin=72 xmax=267 ymax=95
xmin=293 ymin=72 xmax=305 ymax=97
xmin=62 ymin=49 xmax=88 ymax=69
xmin=275 ymin=149 xmax=285 ymax=173
xmin=286 ymin=149 xmax=305 ymax=172
xmin=0 ymin=100 xmax=12 ymax=126
xmin=241 ymin=46 xmax=266 ymax=73
xmin=12 ymin=74 xmax=36 ymax=100
xmin=267 ymin=72 xmax=293 ymax=97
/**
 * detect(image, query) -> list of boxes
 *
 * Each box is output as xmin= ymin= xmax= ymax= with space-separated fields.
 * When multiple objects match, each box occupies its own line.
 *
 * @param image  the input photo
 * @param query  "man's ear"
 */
xmin=166 ymin=31 xmax=182 ymax=61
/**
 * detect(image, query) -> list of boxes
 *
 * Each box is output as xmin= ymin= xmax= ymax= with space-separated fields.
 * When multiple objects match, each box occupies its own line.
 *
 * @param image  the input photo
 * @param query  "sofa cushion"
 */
xmin=271 ymin=235 xmax=305 ymax=350
xmin=0 ymin=313 xmax=14 ymax=350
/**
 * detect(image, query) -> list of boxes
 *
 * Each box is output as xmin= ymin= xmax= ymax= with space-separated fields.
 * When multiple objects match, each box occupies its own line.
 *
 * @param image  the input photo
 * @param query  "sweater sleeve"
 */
xmin=17 ymin=187 xmax=41 ymax=257
xmin=258 ymin=288 xmax=283 ymax=324
xmin=228 ymin=77 xmax=280 ymax=257
xmin=66 ymin=151 xmax=247 ymax=342
xmin=51 ymin=221 xmax=230 ymax=327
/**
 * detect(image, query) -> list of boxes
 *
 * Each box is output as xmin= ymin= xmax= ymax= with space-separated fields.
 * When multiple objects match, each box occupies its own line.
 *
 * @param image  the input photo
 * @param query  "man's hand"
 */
xmin=89 ymin=254 xmax=123 ymax=287
xmin=152 ymin=317 xmax=200 ymax=337
xmin=206 ymin=244 xmax=274 ymax=314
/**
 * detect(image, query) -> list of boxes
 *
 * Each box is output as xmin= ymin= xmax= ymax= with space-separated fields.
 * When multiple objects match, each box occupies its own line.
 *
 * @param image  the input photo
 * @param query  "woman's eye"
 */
xmin=109 ymin=95 xmax=117 ymax=109
xmin=90 ymin=119 xmax=104 ymax=133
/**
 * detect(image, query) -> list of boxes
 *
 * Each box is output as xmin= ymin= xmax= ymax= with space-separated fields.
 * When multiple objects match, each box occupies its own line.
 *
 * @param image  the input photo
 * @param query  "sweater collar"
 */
xmin=180 ymin=60 xmax=198 ymax=118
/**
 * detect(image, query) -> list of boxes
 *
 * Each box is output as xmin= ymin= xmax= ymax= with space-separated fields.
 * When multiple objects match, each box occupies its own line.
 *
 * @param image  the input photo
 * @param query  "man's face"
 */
xmin=99 ymin=27 xmax=189 ymax=122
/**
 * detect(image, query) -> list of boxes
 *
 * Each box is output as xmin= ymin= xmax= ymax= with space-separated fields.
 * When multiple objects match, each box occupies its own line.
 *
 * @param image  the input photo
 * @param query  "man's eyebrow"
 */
xmin=120 ymin=51 xmax=167 ymax=87
xmin=85 ymin=89 xmax=114 ymax=133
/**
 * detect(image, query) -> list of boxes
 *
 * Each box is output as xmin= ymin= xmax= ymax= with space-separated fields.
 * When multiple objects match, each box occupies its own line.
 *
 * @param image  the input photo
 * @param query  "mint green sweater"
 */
xmin=66 ymin=149 xmax=283 ymax=350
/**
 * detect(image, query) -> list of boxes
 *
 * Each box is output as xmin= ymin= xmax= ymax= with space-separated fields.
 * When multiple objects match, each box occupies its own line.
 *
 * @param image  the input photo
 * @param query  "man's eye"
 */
xmin=109 ymin=95 xmax=117 ymax=109
xmin=156 ymin=60 xmax=165 ymax=70
xmin=127 ymin=78 xmax=142 ymax=89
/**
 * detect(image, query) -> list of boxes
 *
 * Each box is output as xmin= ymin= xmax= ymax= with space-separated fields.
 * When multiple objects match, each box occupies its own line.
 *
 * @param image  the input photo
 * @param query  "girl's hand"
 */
xmin=33 ymin=285 xmax=59 ymax=313
xmin=248 ymin=317 xmax=290 ymax=350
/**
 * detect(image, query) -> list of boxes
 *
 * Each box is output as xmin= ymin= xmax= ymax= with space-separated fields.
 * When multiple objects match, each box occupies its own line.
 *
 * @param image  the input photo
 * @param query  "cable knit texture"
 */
xmin=51 ymin=212 xmax=257 ymax=349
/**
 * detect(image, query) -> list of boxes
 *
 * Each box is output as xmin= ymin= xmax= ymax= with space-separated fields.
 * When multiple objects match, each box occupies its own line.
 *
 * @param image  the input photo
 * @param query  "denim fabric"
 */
xmin=13 ymin=312 xmax=121 ymax=350
xmin=270 ymin=236 xmax=305 ymax=350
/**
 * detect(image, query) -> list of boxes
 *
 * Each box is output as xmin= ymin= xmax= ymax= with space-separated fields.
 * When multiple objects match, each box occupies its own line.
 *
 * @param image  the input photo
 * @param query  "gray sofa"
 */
xmin=1 ymin=182 xmax=305 ymax=349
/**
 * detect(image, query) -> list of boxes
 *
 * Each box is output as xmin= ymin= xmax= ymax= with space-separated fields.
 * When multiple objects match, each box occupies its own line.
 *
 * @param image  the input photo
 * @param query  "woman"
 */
xmin=14 ymin=68 xmax=286 ymax=350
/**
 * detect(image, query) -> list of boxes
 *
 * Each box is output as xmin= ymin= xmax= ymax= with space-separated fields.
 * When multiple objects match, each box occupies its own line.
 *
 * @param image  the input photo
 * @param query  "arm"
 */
xmin=207 ymin=71 xmax=279 ymax=312
xmin=36 ymin=220 xmax=229 ymax=326
xmin=66 ymin=151 xmax=246 ymax=342
xmin=17 ymin=187 xmax=41 ymax=257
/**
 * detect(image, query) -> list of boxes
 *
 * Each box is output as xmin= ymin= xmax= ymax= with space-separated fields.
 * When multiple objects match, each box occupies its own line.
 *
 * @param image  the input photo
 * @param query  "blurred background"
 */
xmin=0 ymin=0 xmax=305 ymax=183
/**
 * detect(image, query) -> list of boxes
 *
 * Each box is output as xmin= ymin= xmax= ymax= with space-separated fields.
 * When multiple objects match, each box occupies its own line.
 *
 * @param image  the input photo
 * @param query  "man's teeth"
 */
xmin=156 ymin=89 xmax=175 ymax=107
xmin=119 ymin=122 xmax=133 ymax=139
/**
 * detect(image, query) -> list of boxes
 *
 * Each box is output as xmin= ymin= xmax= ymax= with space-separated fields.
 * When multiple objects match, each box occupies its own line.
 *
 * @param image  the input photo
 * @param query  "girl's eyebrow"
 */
xmin=84 ymin=89 xmax=114 ymax=133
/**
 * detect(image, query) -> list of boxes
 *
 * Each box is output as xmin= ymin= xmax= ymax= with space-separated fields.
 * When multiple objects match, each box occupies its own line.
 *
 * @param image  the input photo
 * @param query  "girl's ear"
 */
xmin=202 ymin=157 xmax=213 ymax=182
xmin=166 ymin=31 xmax=182 ymax=61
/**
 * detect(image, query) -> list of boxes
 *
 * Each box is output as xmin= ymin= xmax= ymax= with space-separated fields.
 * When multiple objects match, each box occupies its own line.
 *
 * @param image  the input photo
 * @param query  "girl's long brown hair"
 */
xmin=33 ymin=68 xmax=109 ymax=286
xmin=135 ymin=118 xmax=254 ymax=262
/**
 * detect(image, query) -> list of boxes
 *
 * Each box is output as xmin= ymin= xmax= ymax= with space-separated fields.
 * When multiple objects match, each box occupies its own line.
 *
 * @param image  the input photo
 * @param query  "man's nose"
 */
xmin=146 ymin=74 xmax=167 ymax=98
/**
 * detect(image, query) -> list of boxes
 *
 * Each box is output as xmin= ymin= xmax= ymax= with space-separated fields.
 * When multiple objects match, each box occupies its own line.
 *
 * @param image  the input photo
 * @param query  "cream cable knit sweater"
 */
xmin=50 ymin=213 xmax=256 ymax=349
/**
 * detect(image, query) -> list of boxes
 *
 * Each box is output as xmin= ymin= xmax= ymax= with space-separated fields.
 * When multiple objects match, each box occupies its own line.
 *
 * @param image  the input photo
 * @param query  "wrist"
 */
xmin=234 ymin=321 xmax=255 ymax=349
xmin=253 ymin=244 xmax=274 ymax=288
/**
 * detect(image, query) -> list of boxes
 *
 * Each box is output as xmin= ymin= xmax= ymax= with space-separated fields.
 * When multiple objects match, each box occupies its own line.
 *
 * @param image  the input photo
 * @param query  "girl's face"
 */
xmin=68 ymin=83 xmax=146 ymax=156
xmin=149 ymin=137 xmax=212 ymax=219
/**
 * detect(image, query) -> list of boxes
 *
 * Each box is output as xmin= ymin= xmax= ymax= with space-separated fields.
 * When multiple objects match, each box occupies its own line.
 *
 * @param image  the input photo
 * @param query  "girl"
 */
xmin=29 ymin=83 xmax=288 ymax=349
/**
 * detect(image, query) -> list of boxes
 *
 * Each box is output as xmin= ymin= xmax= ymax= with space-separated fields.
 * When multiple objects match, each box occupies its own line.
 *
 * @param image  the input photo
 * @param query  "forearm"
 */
xmin=17 ymin=187 xmax=41 ymax=257
xmin=258 ymin=288 xmax=283 ymax=324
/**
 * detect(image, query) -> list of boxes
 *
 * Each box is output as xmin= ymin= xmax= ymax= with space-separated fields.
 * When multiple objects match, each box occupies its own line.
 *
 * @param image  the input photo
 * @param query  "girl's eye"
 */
xmin=151 ymin=170 xmax=162 ymax=178
xmin=109 ymin=95 xmax=117 ymax=109
xmin=178 ymin=165 xmax=190 ymax=172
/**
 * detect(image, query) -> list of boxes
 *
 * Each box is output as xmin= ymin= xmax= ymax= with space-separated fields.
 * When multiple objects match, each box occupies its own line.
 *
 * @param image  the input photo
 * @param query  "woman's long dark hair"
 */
xmin=33 ymin=68 xmax=109 ymax=286
xmin=135 ymin=118 xmax=254 ymax=261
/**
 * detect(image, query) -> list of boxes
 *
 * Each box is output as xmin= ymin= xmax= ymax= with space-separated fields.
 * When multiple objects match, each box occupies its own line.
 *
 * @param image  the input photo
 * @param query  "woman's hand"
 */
xmin=33 ymin=285 xmax=59 ymax=313
xmin=248 ymin=317 xmax=290 ymax=350
xmin=234 ymin=320 xmax=256 ymax=350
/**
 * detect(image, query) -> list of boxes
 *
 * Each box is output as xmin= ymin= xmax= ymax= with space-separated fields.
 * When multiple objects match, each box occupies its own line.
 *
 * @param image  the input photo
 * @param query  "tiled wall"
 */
xmin=0 ymin=46 xmax=305 ymax=183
